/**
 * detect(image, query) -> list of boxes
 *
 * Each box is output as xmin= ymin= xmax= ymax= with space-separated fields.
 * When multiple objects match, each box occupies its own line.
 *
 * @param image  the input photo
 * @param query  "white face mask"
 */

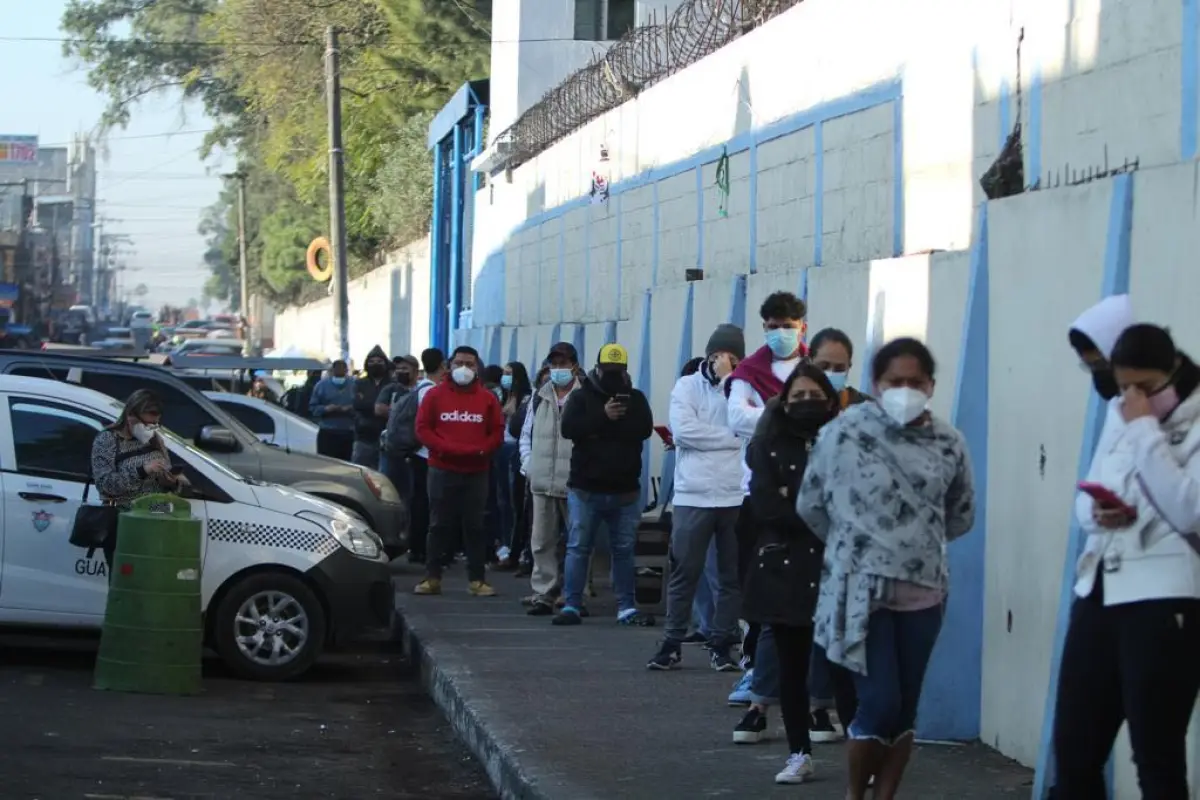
xmin=130 ymin=421 xmax=158 ymax=444
xmin=451 ymin=366 xmax=476 ymax=386
xmin=880 ymin=387 xmax=929 ymax=426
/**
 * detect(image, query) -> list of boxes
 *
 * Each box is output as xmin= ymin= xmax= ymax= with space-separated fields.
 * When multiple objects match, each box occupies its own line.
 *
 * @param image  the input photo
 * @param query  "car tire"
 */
xmin=212 ymin=571 xmax=327 ymax=681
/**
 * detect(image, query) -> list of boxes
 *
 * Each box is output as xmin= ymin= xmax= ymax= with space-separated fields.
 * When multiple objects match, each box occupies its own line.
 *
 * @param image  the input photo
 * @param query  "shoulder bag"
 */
xmin=70 ymin=477 xmax=119 ymax=558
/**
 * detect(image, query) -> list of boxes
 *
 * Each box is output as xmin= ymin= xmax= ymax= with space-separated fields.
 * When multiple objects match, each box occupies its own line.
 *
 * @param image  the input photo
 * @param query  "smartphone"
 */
xmin=654 ymin=425 xmax=674 ymax=446
xmin=1078 ymin=481 xmax=1135 ymax=516
xmin=613 ymin=393 xmax=631 ymax=405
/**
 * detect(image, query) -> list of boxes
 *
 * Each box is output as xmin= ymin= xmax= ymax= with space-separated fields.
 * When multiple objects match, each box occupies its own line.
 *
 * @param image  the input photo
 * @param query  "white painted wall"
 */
xmin=272 ymin=236 xmax=432 ymax=365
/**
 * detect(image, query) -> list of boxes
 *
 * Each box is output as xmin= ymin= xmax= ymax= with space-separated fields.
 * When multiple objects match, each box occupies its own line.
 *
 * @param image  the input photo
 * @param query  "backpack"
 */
xmin=509 ymin=394 xmax=545 ymax=441
xmin=381 ymin=379 xmax=434 ymax=455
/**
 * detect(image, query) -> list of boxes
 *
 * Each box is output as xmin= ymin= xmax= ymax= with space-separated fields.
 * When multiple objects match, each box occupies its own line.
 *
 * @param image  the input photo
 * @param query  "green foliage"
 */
xmin=62 ymin=0 xmax=490 ymax=307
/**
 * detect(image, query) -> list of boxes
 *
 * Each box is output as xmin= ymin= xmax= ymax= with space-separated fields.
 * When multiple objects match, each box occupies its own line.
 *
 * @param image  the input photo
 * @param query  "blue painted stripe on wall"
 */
xmin=573 ymin=323 xmax=586 ymax=367
xmin=1028 ymin=68 xmax=1043 ymax=189
xmin=604 ymin=319 xmax=618 ymax=348
xmin=508 ymin=327 xmax=518 ymax=363
xmin=998 ymin=79 xmax=1011 ymax=150
xmin=614 ymin=195 xmax=624 ymax=321
xmin=892 ymin=96 xmax=904 ymax=257
xmin=696 ymin=166 xmax=705 ymax=271
xmin=918 ymin=205 xmax=989 ymax=740
xmin=748 ymin=142 xmax=759 ymax=273
xmin=1033 ymin=172 xmax=1134 ymax=800
xmin=813 ymin=122 xmax=824 ymax=266
xmin=488 ymin=326 xmax=502 ymax=366
xmin=799 ymin=268 xmax=810 ymax=335
xmin=1184 ymin=0 xmax=1199 ymax=160
xmin=728 ymin=274 xmax=747 ymax=328
xmin=583 ymin=210 xmax=592 ymax=318
xmin=636 ymin=291 xmax=654 ymax=510
xmin=652 ymin=183 xmax=661 ymax=286
xmin=549 ymin=322 xmax=562 ymax=348
xmin=558 ymin=216 xmax=567 ymax=321
xmin=678 ymin=283 xmax=695 ymax=373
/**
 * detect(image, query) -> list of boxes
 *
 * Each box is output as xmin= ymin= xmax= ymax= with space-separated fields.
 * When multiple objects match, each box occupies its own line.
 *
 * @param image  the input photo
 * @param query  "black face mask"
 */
xmin=784 ymin=400 xmax=831 ymax=433
xmin=367 ymin=363 xmax=387 ymax=379
xmin=1092 ymin=369 xmax=1119 ymax=401
xmin=395 ymin=371 xmax=412 ymax=386
xmin=598 ymin=370 xmax=627 ymax=395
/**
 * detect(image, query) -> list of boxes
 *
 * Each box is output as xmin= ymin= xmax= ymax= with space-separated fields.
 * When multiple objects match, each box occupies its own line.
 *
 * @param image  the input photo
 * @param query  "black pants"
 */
xmin=1053 ymin=576 xmax=1200 ymax=799
xmin=773 ymin=624 xmax=814 ymax=755
xmin=509 ymin=470 xmax=531 ymax=561
xmin=316 ymin=428 xmax=354 ymax=462
xmin=408 ymin=456 xmax=430 ymax=560
xmin=735 ymin=497 xmax=759 ymax=663
xmin=426 ymin=466 xmax=490 ymax=583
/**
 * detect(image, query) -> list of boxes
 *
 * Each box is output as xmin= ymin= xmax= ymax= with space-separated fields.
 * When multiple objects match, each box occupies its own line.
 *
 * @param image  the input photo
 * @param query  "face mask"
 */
xmin=598 ymin=370 xmax=627 ymax=394
xmin=451 ymin=366 xmax=476 ymax=386
xmin=880 ymin=387 xmax=930 ymax=426
xmin=765 ymin=328 xmax=801 ymax=359
xmin=824 ymin=371 xmax=848 ymax=392
xmin=500 ymin=375 xmax=513 ymax=390
xmin=550 ymin=368 xmax=574 ymax=387
xmin=367 ymin=363 xmax=387 ymax=378
xmin=396 ymin=372 xmax=412 ymax=386
xmin=1149 ymin=384 xmax=1181 ymax=420
xmin=1092 ymin=370 xmax=1119 ymax=401
xmin=130 ymin=421 xmax=157 ymax=445
xmin=330 ymin=376 xmax=347 ymax=387
xmin=784 ymin=400 xmax=830 ymax=431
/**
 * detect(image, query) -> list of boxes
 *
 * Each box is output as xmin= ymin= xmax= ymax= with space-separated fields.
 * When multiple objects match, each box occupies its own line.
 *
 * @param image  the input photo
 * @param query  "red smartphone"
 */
xmin=654 ymin=425 xmax=674 ymax=447
xmin=1078 ymin=482 xmax=1135 ymax=516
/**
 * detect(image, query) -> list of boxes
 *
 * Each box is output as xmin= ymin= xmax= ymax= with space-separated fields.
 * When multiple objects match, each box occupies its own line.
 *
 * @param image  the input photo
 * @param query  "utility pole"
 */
xmin=227 ymin=169 xmax=251 ymax=355
xmin=325 ymin=25 xmax=350 ymax=364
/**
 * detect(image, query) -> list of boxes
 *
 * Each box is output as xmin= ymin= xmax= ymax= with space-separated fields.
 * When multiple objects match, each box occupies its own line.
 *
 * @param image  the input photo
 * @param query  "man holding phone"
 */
xmin=556 ymin=344 xmax=655 ymax=626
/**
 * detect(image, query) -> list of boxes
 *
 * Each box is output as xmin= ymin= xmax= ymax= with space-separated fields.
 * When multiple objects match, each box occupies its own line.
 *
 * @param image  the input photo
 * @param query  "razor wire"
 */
xmin=494 ymin=0 xmax=805 ymax=170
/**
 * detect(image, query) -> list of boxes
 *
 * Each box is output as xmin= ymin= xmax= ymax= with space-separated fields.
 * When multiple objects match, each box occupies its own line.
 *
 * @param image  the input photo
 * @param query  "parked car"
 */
xmin=128 ymin=310 xmax=154 ymax=328
xmin=57 ymin=305 xmax=97 ymax=345
xmin=205 ymin=391 xmax=319 ymax=455
xmin=93 ymin=327 xmax=139 ymax=351
xmin=167 ymin=339 xmax=246 ymax=360
xmin=0 ymin=350 xmax=407 ymax=556
xmin=0 ymin=374 xmax=393 ymax=680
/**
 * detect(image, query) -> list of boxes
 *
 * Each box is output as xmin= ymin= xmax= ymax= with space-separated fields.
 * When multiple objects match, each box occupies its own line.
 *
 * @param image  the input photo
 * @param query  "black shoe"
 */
xmin=709 ymin=647 xmax=740 ymax=673
xmin=810 ymin=708 xmax=841 ymax=743
xmin=646 ymin=640 xmax=682 ymax=671
xmin=733 ymin=707 xmax=769 ymax=744
xmin=527 ymin=600 xmax=554 ymax=616
xmin=681 ymin=631 xmax=708 ymax=644
xmin=552 ymin=607 xmax=582 ymax=626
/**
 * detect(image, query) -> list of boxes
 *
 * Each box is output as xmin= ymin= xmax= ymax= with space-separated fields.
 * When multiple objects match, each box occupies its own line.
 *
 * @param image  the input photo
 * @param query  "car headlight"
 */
xmin=296 ymin=510 xmax=383 ymax=560
xmin=361 ymin=467 xmax=401 ymax=505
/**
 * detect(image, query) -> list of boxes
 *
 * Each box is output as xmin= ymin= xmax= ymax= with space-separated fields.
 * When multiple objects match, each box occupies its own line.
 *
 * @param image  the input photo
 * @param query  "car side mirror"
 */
xmin=197 ymin=425 xmax=239 ymax=453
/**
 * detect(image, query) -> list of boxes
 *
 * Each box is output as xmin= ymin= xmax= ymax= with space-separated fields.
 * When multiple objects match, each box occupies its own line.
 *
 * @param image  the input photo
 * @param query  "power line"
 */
xmin=36 ymin=129 xmax=215 ymax=148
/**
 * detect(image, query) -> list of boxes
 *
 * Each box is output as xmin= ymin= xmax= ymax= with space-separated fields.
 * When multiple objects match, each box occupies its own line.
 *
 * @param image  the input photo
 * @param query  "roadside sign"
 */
xmin=0 ymin=136 xmax=38 ymax=164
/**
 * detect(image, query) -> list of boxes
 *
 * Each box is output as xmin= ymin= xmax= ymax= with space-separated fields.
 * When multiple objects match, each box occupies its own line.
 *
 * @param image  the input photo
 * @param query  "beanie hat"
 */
xmin=706 ymin=324 xmax=745 ymax=360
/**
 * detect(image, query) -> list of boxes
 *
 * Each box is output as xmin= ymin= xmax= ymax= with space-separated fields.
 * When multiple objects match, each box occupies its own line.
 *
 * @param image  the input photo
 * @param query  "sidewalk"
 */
xmin=393 ymin=563 xmax=1032 ymax=800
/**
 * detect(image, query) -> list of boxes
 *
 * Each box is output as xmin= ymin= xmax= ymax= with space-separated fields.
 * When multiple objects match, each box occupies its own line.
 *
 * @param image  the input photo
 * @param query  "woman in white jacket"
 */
xmin=1054 ymin=323 xmax=1200 ymax=799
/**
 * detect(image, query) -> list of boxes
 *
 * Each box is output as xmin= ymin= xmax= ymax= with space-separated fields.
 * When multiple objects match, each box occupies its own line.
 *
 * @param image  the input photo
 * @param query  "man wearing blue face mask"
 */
xmin=309 ymin=359 xmax=357 ymax=461
xmin=520 ymin=342 xmax=584 ymax=615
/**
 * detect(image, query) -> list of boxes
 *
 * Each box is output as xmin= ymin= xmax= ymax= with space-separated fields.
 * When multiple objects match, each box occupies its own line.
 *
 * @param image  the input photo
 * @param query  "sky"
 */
xmin=0 ymin=0 xmax=234 ymax=311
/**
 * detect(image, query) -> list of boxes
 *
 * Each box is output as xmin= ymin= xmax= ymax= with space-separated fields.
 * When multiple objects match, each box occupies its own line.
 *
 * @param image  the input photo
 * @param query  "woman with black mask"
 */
xmin=1052 ymin=323 xmax=1200 ymax=798
xmin=1068 ymin=294 xmax=1134 ymax=401
xmin=742 ymin=361 xmax=841 ymax=785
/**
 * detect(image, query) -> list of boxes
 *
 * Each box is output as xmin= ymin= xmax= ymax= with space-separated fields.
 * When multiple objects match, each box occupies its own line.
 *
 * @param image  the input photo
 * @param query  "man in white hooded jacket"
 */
xmin=647 ymin=324 xmax=746 ymax=672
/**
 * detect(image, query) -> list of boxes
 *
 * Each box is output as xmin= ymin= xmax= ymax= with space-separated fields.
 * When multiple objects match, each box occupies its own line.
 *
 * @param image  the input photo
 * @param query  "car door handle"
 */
xmin=19 ymin=492 xmax=67 ymax=503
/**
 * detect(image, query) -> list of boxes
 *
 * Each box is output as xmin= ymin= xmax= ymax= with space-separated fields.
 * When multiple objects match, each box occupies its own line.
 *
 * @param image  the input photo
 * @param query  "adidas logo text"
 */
xmin=440 ymin=411 xmax=485 ymax=423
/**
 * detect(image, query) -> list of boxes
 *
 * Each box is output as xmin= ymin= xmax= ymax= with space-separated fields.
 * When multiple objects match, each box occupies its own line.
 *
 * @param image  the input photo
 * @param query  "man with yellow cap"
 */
xmin=555 ymin=343 xmax=655 ymax=626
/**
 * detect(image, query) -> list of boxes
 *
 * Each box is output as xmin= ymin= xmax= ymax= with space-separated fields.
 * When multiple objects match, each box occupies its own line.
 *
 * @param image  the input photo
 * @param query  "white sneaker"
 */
xmin=774 ymin=752 xmax=814 ymax=784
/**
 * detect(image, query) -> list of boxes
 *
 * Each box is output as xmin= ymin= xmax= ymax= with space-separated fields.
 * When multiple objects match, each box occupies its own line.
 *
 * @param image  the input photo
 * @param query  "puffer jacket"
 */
xmin=668 ymin=368 xmax=743 ymax=508
xmin=524 ymin=380 xmax=579 ymax=498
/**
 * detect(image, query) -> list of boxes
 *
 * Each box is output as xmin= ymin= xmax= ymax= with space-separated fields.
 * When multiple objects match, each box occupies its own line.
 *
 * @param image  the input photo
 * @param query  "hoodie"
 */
xmin=309 ymin=376 xmax=356 ymax=431
xmin=353 ymin=345 xmax=394 ymax=443
xmin=1069 ymin=294 xmax=1134 ymax=360
xmin=415 ymin=378 xmax=504 ymax=473
xmin=560 ymin=370 xmax=654 ymax=494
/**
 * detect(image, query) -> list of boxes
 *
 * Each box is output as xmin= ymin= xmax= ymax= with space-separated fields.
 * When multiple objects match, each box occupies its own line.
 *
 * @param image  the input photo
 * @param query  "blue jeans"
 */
xmin=493 ymin=442 xmax=518 ymax=548
xmin=379 ymin=451 xmax=414 ymax=504
xmin=564 ymin=489 xmax=641 ymax=613
xmin=690 ymin=540 xmax=717 ymax=637
xmin=849 ymin=605 xmax=944 ymax=743
xmin=750 ymin=624 xmax=780 ymax=705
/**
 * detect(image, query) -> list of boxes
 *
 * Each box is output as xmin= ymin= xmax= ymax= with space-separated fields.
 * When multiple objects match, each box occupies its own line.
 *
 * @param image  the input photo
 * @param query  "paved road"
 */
xmin=0 ymin=633 xmax=495 ymax=800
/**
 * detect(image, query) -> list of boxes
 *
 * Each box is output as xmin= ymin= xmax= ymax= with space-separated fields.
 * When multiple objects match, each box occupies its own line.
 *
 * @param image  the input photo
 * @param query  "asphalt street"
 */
xmin=0 ymin=632 xmax=496 ymax=800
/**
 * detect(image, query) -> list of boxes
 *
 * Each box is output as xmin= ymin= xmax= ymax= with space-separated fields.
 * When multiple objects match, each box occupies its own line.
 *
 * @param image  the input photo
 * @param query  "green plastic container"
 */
xmin=94 ymin=494 xmax=203 ymax=695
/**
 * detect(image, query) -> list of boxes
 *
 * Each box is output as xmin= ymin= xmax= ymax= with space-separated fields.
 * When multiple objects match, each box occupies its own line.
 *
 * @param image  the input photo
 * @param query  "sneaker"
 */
xmin=552 ymin=607 xmax=582 ymax=626
xmin=681 ymin=631 xmax=708 ymax=644
xmin=733 ymin=707 xmax=768 ymax=744
xmin=527 ymin=599 xmax=554 ymax=616
xmin=709 ymin=647 xmax=740 ymax=673
xmin=468 ymin=581 xmax=496 ymax=597
xmin=728 ymin=670 xmax=754 ymax=706
xmin=617 ymin=610 xmax=656 ymax=627
xmin=774 ymin=752 xmax=815 ymax=784
xmin=646 ymin=640 xmax=682 ymax=671
xmin=413 ymin=579 xmax=441 ymax=595
xmin=810 ymin=708 xmax=841 ymax=743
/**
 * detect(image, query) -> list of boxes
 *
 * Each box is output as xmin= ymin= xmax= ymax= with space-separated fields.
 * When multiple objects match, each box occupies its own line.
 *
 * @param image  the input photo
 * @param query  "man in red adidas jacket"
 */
xmin=412 ymin=345 xmax=505 ymax=597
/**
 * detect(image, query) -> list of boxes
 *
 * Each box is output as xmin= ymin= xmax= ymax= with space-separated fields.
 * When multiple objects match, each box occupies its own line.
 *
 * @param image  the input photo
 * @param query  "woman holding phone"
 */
xmin=1053 ymin=323 xmax=1200 ymax=798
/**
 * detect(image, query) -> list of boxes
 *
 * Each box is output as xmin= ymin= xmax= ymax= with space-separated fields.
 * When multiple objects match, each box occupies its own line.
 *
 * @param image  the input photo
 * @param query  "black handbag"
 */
xmin=70 ymin=478 xmax=119 ymax=558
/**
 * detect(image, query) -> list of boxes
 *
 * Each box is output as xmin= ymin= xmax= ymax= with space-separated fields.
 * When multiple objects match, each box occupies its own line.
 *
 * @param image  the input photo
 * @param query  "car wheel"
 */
xmin=212 ymin=571 xmax=327 ymax=681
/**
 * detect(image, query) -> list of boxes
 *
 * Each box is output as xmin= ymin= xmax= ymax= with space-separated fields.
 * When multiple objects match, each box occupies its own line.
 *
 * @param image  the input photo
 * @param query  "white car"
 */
xmin=204 ymin=391 xmax=320 ymax=455
xmin=0 ymin=375 xmax=393 ymax=680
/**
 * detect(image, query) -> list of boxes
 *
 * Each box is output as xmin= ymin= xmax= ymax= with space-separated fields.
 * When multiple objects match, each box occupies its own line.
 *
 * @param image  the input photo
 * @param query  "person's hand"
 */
xmin=778 ymin=486 xmax=788 ymax=498
xmin=1092 ymin=500 xmax=1133 ymax=529
xmin=605 ymin=398 xmax=626 ymax=421
xmin=144 ymin=460 xmax=169 ymax=478
xmin=1121 ymin=386 xmax=1153 ymax=422
xmin=712 ymin=352 xmax=738 ymax=380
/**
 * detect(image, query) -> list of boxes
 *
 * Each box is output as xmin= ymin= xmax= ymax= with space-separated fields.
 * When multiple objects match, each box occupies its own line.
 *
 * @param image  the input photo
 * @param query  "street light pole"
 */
xmin=325 ymin=25 xmax=350 ymax=364
xmin=228 ymin=170 xmax=251 ymax=354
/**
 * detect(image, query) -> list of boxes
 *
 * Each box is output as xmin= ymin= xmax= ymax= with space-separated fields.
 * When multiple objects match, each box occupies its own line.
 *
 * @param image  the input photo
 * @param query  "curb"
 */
xmin=394 ymin=610 xmax=549 ymax=800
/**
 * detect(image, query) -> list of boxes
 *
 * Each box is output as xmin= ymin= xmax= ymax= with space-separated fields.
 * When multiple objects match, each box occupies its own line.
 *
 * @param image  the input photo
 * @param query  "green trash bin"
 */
xmin=94 ymin=493 xmax=203 ymax=695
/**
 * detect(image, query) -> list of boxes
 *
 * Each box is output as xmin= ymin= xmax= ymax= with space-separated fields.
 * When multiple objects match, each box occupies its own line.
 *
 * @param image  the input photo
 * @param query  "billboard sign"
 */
xmin=0 ymin=136 xmax=38 ymax=164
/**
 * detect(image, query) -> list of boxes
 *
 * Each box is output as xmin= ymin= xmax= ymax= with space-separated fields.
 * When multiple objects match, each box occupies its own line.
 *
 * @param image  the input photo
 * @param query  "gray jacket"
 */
xmin=520 ymin=380 xmax=579 ymax=498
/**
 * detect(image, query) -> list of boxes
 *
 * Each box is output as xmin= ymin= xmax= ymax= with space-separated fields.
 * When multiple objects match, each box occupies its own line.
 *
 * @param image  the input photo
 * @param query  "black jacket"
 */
xmin=353 ymin=345 xmax=393 ymax=443
xmin=560 ymin=372 xmax=653 ymax=495
xmin=742 ymin=396 xmax=826 ymax=627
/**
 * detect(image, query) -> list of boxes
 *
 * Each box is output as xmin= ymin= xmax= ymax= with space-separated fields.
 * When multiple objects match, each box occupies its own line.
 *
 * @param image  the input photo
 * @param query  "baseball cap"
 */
xmin=546 ymin=341 xmax=579 ymax=364
xmin=598 ymin=343 xmax=629 ymax=366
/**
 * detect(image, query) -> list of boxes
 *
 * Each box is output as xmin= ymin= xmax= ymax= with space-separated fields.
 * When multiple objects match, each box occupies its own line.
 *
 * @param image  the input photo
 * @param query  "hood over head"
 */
xmin=1069 ymin=294 xmax=1134 ymax=359
xmin=364 ymin=344 xmax=388 ymax=363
